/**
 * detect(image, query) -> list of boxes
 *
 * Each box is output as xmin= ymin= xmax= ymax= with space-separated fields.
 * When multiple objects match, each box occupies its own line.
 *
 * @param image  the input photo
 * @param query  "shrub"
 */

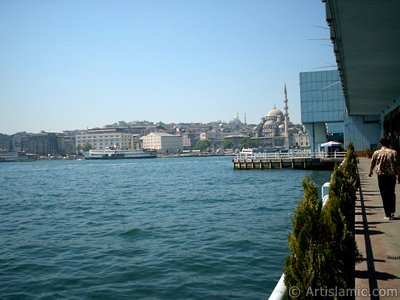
xmin=284 ymin=176 xmax=323 ymax=297
xmin=321 ymin=164 xmax=358 ymax=290
xmin=284 ymin=141 xmax=360 ymax=298
xmin=341 ymin=140 xmax=359 ymax=190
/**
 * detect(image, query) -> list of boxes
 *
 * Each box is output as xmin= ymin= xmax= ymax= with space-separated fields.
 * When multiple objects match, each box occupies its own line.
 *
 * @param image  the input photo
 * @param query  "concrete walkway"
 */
xmin=355 ymin=157 xmax=400 ymax=299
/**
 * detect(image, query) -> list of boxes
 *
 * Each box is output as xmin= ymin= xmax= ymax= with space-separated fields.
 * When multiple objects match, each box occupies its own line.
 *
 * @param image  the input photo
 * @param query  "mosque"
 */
xmin=255 ymin=85 xmax=297 ymax=148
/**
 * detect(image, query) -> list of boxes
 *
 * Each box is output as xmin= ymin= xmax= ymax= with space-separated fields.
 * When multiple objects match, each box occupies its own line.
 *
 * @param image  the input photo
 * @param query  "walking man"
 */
xmin=369 ymin=137 xmax=400 ymax=220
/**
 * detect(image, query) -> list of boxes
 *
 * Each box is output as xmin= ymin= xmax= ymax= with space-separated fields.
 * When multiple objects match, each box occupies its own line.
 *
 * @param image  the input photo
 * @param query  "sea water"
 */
xmin=0 ymin=156 xmax=331 ymax=299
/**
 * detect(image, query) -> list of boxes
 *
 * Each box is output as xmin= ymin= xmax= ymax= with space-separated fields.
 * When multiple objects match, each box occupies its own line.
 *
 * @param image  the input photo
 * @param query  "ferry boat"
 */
xmin=238 ymin=148 xmax=255 ymax=158
xmin=83 ymin=148 xmax=157 ymax=160
xmin=0 ymin=152 xmax=37 ymax=162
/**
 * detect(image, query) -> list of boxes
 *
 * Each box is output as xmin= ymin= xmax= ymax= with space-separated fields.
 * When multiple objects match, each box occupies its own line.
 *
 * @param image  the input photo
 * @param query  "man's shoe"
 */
xmin=390 ymin=214 xmax=400 ymax=220
xmin=384 ymin=216 xmax=391 ymax=221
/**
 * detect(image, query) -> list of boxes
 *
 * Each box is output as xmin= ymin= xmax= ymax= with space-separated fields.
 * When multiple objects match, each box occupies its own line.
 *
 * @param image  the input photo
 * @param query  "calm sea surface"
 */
xmin=0 ymin=156 xmax=330 ymax=299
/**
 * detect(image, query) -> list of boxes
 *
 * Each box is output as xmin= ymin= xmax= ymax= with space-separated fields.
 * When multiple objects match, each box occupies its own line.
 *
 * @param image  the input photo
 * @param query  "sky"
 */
xmin=0 ymin=0 xmax=336 ymax=134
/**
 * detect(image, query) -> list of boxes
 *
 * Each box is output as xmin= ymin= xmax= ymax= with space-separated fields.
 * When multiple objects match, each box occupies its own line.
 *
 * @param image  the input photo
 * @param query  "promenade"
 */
xmin=355 ymin=157 xmax=400 ymax=299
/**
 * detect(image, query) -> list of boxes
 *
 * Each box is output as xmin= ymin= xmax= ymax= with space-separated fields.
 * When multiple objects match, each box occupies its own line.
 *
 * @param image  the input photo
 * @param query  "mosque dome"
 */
xmin=263 ymin=119 xmax=275 ymax=129
xmin=265 ymin=108 xmax=283 ymax=123
xmin=267 ymin=107 xmax=283 ymax=118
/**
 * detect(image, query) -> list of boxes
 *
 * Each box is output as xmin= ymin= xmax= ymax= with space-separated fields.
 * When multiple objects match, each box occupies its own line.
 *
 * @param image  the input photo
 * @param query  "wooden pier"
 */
xmin=232 ymin=152 xmax=345 ymax=170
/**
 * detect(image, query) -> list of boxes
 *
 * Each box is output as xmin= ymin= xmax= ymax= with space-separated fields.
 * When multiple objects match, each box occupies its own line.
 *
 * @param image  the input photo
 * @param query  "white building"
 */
xmin=76 ymin=128 xmax=141 ymax=151
xmin=292 ymin=132 xmax=310 ymax=148
xmin=200 ymin=131 xmax=219 ymax=141
xmin=141 ymin=132 xmax=183 ymax=153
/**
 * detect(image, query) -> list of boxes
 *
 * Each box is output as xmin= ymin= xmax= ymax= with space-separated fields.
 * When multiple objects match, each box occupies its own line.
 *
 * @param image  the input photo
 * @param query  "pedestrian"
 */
xmin=369 ymin=137 xmax=400 ymax=220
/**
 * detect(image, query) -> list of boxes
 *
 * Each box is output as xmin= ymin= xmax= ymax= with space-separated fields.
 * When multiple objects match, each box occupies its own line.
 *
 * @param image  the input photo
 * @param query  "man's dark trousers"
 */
xmin=377 ymin=174 xmax=396 ymax=217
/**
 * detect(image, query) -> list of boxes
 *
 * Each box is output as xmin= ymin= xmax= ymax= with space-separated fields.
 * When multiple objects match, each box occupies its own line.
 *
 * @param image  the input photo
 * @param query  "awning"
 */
xmin=320 ymin=141 xmax=342 ymax=147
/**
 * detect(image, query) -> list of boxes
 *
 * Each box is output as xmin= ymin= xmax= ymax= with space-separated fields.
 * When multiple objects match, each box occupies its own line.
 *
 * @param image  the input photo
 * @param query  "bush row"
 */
xmin=284 ymin=141 xmax=361 ymax=299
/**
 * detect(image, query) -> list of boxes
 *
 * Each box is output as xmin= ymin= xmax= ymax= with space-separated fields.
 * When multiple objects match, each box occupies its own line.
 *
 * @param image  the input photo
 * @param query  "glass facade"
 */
xmin=300 ymin=70 xmax=345 ymax=123
xmin=300 ymin=69 xmax=381 ymax=151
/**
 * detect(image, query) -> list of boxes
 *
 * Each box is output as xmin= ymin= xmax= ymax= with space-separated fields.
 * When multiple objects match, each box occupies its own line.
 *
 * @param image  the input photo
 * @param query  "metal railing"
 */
xmin=269 ymin=274 xmax=286 ymax=300
xmin=235 ymin=151 xmax=346 ymax=160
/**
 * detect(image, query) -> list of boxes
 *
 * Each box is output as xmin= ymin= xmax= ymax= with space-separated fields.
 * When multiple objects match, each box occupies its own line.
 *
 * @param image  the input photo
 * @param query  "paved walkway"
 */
xmin=355 ymin=157 xmax=400 ymax=299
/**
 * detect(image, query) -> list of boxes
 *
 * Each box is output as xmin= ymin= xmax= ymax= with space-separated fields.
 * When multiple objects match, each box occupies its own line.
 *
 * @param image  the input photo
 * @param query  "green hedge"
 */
xmin=284 ymin=141 xmax=361 ymax=299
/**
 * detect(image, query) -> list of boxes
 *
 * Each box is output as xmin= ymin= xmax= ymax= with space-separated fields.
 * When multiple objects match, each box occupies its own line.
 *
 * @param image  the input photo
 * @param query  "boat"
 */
xmin=0 ymin=152 xmax=37 ymax=162
xmin=83 ymin=148 xmax=157 ymax=160
xmin=0 ymin=152 xmax=18 ymax=162
xmin=238 ymin=148 xmax=255 ymax=158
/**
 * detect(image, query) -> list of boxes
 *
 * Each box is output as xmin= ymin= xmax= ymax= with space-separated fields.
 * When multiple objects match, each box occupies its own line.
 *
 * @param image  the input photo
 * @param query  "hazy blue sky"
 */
xmin=0 ymin=0 xmax=335 ymax=134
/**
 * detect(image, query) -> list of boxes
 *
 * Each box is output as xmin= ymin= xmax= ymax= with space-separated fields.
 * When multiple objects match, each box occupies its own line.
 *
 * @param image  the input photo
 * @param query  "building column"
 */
xmin=304 ymin=123 xmax=327 ymax=152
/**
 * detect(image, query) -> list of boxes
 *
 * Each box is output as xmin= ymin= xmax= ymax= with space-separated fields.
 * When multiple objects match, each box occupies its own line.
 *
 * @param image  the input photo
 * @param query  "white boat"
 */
xmin=83 ymin=148 xmax=157 ymax=160
xmin=0 ymin=152 xmax=18 ymax=162
xmin=238 ymin=148 xmax=255 ymax=158
xmin=0 ymin=152 xmax=37 ymax=162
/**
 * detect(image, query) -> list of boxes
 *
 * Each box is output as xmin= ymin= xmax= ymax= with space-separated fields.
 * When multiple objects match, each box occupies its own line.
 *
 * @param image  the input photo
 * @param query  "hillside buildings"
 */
xmin=2 ymin=95 xmax=311 ymax=157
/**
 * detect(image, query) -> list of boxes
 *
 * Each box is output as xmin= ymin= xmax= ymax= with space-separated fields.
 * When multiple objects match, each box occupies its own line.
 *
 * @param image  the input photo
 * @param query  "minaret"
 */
xmin=284 ymin=84 xmax=290 ymax=147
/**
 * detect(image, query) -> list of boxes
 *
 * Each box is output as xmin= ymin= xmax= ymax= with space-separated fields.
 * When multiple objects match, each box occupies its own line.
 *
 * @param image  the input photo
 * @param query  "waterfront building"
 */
xmin=300 ymin=70 xmax=380 ymax=152
xmin=0 ymin=134 xmax=12 ymax=151
xmin=181 ymin=132 xmax=199 ymax=150
xmin=141 ymin=132 xmax=183 ymax=154
xmin=12 ymin=133 xmax=32 ymax=153
xmin=58 ymin=134 xmax=76 ymax=156
xmin=271 ymin=2 xmax=400 ymax=297
xmin=199 ymin=131 xmax=225 ymax=152
xmin=324 ymin=0 xmax=400 ymax=295
xmin=76 ymin=128 xmax=141 ymax=152
xmin=29 ymin=132 xmax=59 ymax=156
xmin=199 ymin=131 xmax=219 ymax=141
xmin=105 ymin=122 xmax=157 ymax=136
xmin=292 ymin=131 xmax=310 ymax=149
xmin=318 ymin=1 xmax=400 ymax=152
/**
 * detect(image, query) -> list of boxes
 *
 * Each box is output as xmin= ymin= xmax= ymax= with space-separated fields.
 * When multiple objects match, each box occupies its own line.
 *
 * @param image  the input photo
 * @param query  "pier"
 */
xmin=232 ymin=151 xmax=345 ymax=170
xmin=354 ymin=157 xmax=400 ymax=299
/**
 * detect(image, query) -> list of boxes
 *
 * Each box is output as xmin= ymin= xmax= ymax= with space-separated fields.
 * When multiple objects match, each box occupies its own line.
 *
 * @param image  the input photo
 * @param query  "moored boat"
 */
xmin=0 ymin=152 xmax=37 ymax=162
xmin=83 ymin=148 xmax=157 ymax=160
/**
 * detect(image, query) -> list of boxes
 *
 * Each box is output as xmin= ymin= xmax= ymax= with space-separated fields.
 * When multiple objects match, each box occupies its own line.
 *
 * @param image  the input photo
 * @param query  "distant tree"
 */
xmin=222 ymin=138 xmax=234 ymax=149
xmin=156 ymin=122 xmax=167 ymax=131
xmin=194 ymin=140 xmax=211 ymax=152
xmin=81 ymin=143 xmax=93 ymax=151
xmin=240 ymin=138 xmax=258 ymax=149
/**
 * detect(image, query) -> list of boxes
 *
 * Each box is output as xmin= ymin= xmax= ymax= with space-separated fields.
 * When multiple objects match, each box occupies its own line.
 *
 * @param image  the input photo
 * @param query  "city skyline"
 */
xmin=0 ymin=0 xmax=336 ymax=135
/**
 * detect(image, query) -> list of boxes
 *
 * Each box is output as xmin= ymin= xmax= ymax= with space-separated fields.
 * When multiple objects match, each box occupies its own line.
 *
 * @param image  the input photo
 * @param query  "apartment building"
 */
xmin=76 ymin=128 xmax=140 ymax=151
xmin=141 ymin=132 xmax=183 ymax=153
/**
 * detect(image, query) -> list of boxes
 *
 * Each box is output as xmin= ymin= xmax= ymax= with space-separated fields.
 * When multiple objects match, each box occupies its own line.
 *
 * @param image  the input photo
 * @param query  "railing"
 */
xmin=269 ymin=274 xmax=286 ymax=300
xmin=235 ymin=151 xmax=346 ymax=160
